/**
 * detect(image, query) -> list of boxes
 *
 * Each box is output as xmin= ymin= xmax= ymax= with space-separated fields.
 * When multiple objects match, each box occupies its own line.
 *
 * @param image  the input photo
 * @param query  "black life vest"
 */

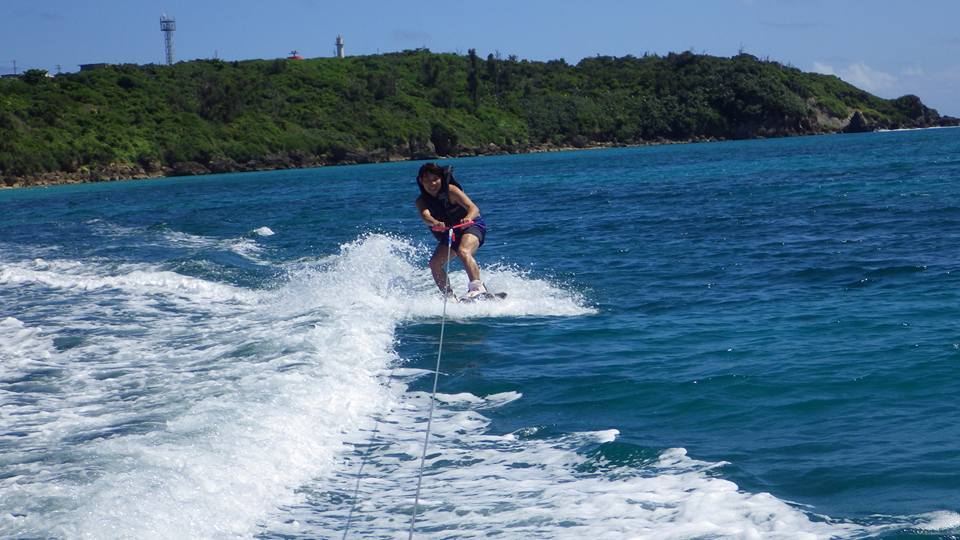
xmin=417 ymin=166 xmax=467 ymax=226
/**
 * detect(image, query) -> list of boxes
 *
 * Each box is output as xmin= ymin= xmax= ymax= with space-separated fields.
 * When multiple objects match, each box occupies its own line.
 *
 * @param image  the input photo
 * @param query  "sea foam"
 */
xmin=0 ymin=233 xmax=594 ymax=538
xmin=2 ymin=232 xmax=923 ymax=539
xmin=266 ymin=377 xmax=879 ymax=540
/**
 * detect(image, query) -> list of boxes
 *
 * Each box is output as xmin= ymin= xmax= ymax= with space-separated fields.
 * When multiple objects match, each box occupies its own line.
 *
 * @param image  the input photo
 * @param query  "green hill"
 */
xmin=1 ymin=49 xmax=955 ymax=187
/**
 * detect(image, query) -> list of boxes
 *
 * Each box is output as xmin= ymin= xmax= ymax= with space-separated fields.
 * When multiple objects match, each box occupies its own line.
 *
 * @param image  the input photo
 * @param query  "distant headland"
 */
xmin=2 ymin=50 xmax=957 ymax=188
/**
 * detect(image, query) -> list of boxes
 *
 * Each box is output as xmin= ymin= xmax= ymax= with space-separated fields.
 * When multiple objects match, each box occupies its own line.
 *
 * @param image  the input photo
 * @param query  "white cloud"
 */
xmin=812 ymin=62 xmax=835 ymax=75
xmin=811 ymin=61 xmax=897 ymax=94
xmin=812 ymin=63 xmax=958 ymax=114
xmin=843 ymin=62 xmax=897 ymax=92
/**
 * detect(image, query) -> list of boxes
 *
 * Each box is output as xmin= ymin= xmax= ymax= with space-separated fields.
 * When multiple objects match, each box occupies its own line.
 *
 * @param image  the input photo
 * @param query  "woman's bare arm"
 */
xmin=447 ymin=185 xmax=480 ymax=222
xmin=415 ymin=197 xmax=444 ymax=227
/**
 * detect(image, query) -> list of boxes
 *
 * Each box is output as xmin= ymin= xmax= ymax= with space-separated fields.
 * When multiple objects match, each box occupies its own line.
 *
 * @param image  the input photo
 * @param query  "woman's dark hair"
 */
xmin=417 ymin=162 xmax=447 ymax=181
xmin=416 ymin=162 xmax=451 ymax=198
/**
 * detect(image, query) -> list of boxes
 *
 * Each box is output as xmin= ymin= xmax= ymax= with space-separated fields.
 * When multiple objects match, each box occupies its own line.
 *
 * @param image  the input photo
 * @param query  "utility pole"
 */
xmin=12 ymin=59 xmax=17 ymax=75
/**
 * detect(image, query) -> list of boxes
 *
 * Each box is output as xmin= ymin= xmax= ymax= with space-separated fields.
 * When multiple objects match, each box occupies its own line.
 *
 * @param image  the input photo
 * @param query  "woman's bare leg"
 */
xmin=456 ymin=233 xmax=482 ymax=283
xmin=429 ymin=243 xmax=456 ymax=293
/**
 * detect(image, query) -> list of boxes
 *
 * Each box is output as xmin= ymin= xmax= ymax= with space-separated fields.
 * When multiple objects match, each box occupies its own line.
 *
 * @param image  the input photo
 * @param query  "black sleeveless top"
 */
xmin=418 ymin=186 xmax=468 ymax=227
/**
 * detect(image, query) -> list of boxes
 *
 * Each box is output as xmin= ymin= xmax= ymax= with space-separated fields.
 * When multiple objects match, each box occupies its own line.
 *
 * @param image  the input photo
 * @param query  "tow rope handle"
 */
xmin=430 ymin=220 xmax=475 ymax=244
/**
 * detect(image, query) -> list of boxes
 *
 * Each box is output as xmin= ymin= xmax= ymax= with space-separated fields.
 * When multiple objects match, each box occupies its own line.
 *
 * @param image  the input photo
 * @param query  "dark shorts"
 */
xmin=432 ymin=216 xmax=486 ymax=250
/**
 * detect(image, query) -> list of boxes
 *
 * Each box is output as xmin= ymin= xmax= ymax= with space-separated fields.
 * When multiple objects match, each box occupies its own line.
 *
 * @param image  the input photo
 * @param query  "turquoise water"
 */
xmin=2 ymin=128 xmax=959 ymax=538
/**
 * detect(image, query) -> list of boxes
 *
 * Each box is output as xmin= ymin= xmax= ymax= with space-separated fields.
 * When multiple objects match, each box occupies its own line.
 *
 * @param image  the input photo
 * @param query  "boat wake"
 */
xmin=2 ymin=232 xmax=954 ymax=539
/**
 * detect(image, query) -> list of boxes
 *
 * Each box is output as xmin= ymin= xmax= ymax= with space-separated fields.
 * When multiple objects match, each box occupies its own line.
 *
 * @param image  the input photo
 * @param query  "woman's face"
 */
xmin=420 ymin=172 xmax=442 ymax=196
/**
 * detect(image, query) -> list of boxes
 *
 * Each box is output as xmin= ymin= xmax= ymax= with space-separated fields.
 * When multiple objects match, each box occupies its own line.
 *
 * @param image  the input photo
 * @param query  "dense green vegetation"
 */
xmin=0 ymin=50 xmax=949 ymax=184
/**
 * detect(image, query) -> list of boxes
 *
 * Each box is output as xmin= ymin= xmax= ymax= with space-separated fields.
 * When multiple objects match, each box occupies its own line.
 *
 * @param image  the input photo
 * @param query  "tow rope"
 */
xmin=408 ymin=226 xmax=458 ymax=538
xmin=343 ymin=222 xmax=473 ymax=539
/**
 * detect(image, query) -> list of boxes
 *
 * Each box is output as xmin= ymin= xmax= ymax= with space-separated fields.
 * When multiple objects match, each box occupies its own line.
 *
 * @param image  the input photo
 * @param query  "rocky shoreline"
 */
xmin=0 ymin=139 xmax=703 ymax=189
xmin=3 ymin=121 xmax=957 ymax=190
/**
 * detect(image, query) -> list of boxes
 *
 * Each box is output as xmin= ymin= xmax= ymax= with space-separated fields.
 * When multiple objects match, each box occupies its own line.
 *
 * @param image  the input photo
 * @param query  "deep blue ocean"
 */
xmin=2 ymin=128 xmax=960 ymax=539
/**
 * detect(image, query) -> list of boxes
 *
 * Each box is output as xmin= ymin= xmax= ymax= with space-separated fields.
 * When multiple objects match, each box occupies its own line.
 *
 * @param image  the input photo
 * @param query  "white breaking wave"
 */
xmin=1 ymin=233 xmax=942 ymax=539
xmin=0 ymin=233 xmax=592 ymax=538
xmin=86 ymin=218 xmax=268 ymax=263
xmin=915 ymin=510 xmax=960 ymax=531
xmin=263 ymin=375 xmax=887 ymax=540
xmin=0 ymin=317 xmax=58 ymax=369
xmin=0 ymin=258 xmax=255 ymax=301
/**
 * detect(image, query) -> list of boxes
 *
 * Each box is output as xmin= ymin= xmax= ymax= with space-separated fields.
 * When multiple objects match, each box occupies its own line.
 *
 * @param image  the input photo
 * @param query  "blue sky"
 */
xmin=3 ymin=0 xmax=959 ymax=115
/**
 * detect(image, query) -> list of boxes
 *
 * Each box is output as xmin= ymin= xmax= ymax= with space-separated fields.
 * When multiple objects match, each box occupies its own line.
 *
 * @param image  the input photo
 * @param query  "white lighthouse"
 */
xmin=335 ymin=35 xmax=344 ymax=58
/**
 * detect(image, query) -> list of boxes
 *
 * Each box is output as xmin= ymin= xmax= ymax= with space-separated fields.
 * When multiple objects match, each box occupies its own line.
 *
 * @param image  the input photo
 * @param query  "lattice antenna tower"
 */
xmin=160 ymin=14 xmax=176 ymax=65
